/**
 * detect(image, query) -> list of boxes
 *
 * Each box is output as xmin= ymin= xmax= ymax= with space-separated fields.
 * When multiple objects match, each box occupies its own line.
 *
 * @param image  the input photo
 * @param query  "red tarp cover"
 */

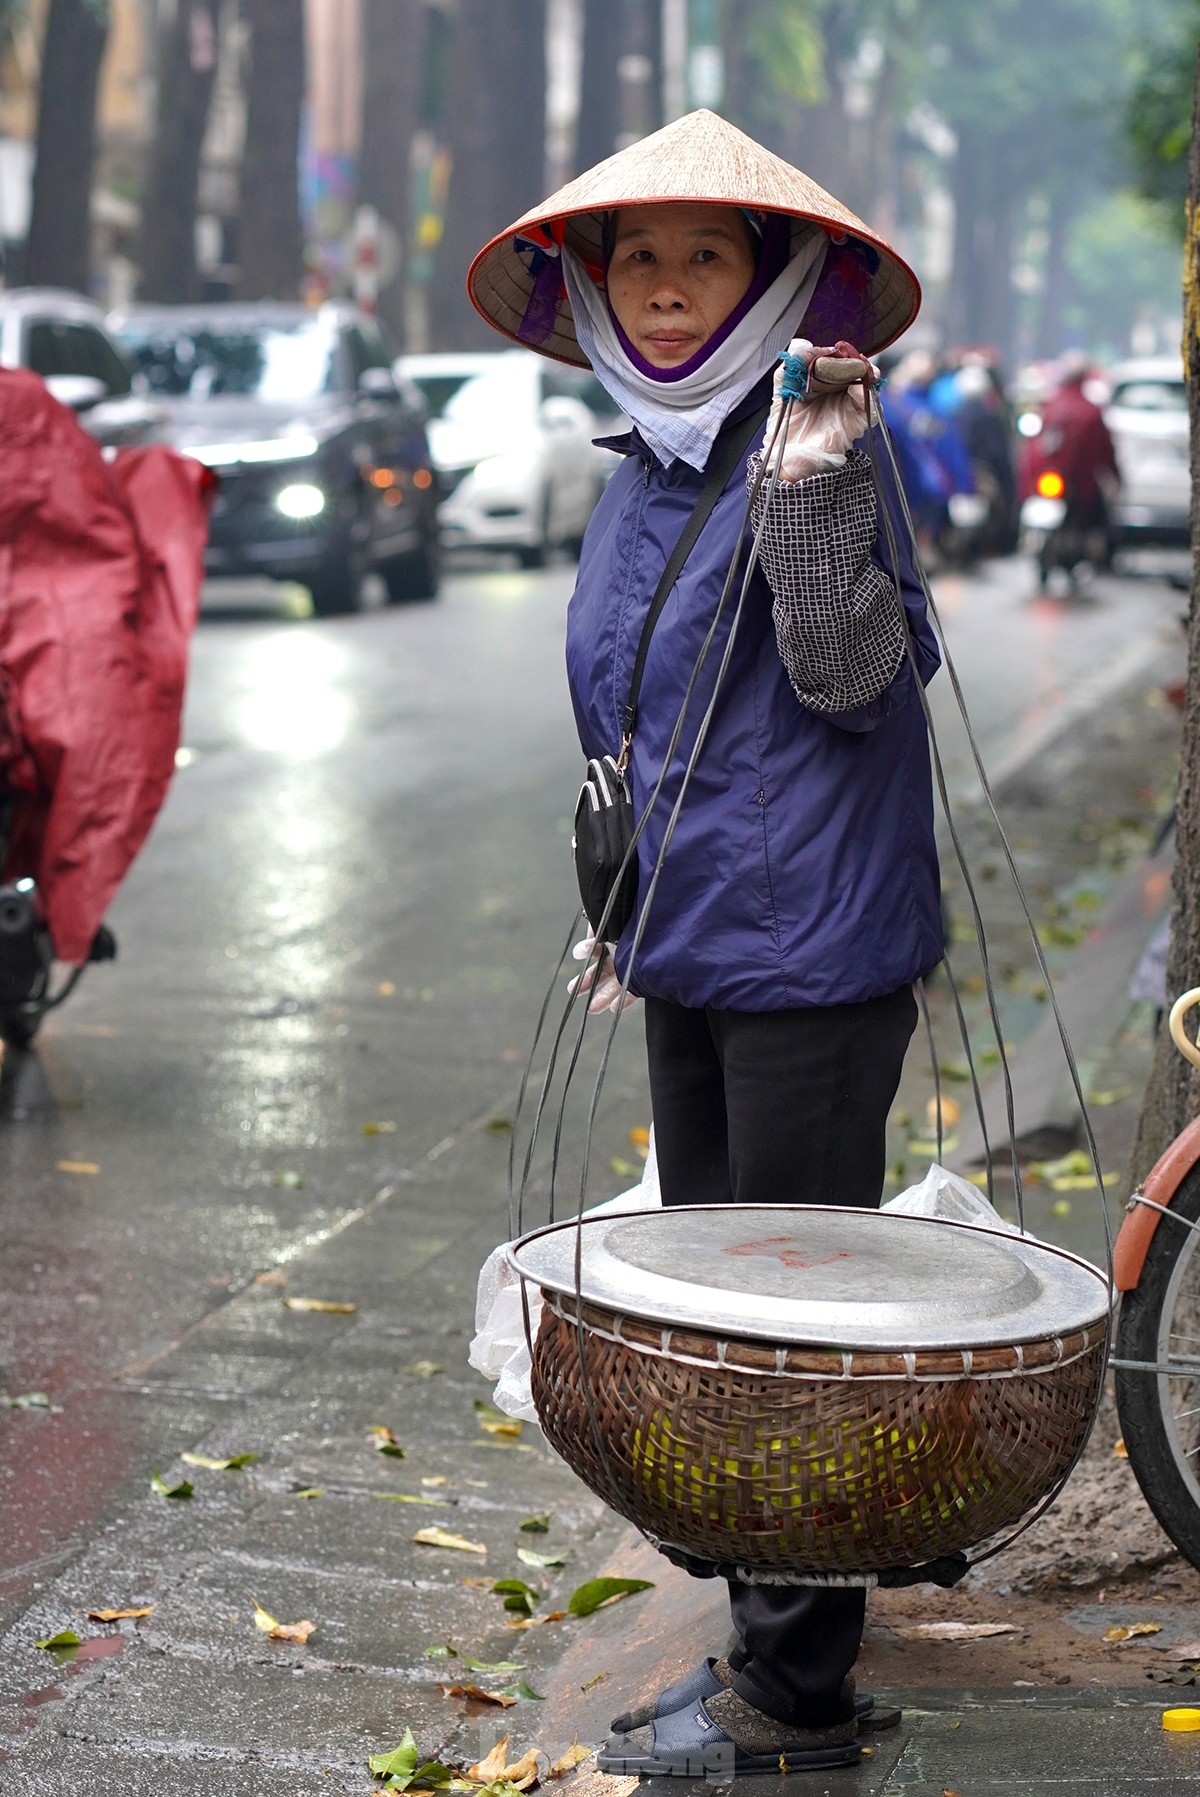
xmin=0 ymin=368 xmax=209 ymax=964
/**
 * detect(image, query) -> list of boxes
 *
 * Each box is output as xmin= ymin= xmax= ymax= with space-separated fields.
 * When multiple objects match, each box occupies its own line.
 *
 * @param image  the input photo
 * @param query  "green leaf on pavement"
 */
xmin=150 ymin=1470 xmax=193 ymax=1500
xmin=518 ymin=1512 xmax=550 ymax=1533
xmin=462 ymin=1656 xmax=525 ymax=1674
xmin=517 ymin=1547 xmax=567 ymax=1569
xmin=369 ymin=1728 xmax=419 ymax=1783
xmin=35 ymin=1630 xmax=80 ymax=1651
xmin=5 ymin=1392 xmax=51 ymax=1410
xmin=295 ymin=1486 xmax=324 ymax=1499
xmin=180 ymin=1452 xmax=259 ymax=1471
xmin=566 ymin=1577 xmax=654 ymax=1617
xmin=377 ymin=1443 xmax=407 ymax=1458
xmin=423 ymin=1643 xmax=457 ymax=1657
xmin=492 ymin=1578 xmax=539 ymax=1616
xmin=609 ymin=1157 xmax=640 ymax=1178
xmin=496 ymin=1677 xmax=545 ymax=1701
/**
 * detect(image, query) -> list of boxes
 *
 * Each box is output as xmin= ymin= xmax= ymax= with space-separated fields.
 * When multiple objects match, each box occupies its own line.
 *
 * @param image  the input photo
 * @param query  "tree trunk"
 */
xmin=431 ymin=0 xmax=547 ymax=351
xmin=359 ymin=0 xmax=427 ymax=341
xmin=1127 ymin=47 xmax=1200 ymax=1191
xmin=140 ymin=0 xmax=221 ymax=303
xmin=236 ymin=0 xmax=305 ymax=300
xmin=25 ymin=0 xmax=110 ymax=293
xmin=576 ymin=0 xmax=621 ymax=172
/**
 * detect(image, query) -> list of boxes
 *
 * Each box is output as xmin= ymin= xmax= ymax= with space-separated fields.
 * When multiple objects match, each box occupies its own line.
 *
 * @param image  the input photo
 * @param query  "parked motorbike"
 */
xmin=0 ymin=367 xmax=211 ymax=1049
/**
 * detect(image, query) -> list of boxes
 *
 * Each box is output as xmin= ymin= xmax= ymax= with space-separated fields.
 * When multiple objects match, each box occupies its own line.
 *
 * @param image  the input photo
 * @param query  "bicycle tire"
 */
xmin=1115 ymin=1160 xmax=1200 ymax=1570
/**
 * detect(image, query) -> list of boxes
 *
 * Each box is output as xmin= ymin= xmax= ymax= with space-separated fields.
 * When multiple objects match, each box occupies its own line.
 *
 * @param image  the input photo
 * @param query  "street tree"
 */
xmin=1128 ymin=44 xmax=1200 ymax=1185
xmin=431 ymin=0 xmax=546 ymax=350
xmin=25 ymin=0 xmax=109 ymax=293
xmin=359 ymin=0 xmax=428 ymax=340
xmin=236 ymin=0 xmax=305 ymax=300
xmin=140 ymin=0 xmax=221 ymax=303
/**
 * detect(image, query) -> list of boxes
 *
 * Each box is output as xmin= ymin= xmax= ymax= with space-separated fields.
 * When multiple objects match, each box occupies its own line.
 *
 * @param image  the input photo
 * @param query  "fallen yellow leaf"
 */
xmin=57 ymin=1160 xmax=99 ymax=1175
xmin=1105 ymin=1622 xmax=1162 ymax=1642
xmin=468 ymin=1739 xmax=511 ymax=1782
xmin=282 ymin=1297 xmax=358 ymax=1314
xmin=1113 ymin=1438 xmax=1129 ymax=1459
xmin=269 ymin=1618 xmax=316 ymax=1644
xmin=414 ymin=1527 xmax=487 ymax=1555
xmin=252 ymin=1599 xmax=279 ymax=1632
xmin=362 ymin=1120 xmax=398 ymax=1136
xmin=88 ymin=1606 xmax=153 ymax=1622
xmin=255 ymin=1271 xmax=288 ymax=1288
xmin=549 ymin=1742 xmax=593 ymax=1777
xmin=894 ymin=1621 xmax=1017 ymax=1641
xmin=368 ymin=1424 xmax=401 ymax=1446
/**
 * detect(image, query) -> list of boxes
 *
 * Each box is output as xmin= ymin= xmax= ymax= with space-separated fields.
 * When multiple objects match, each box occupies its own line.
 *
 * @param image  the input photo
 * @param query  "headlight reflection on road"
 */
xmin=237 ymin=631 xmax=353 ymax=757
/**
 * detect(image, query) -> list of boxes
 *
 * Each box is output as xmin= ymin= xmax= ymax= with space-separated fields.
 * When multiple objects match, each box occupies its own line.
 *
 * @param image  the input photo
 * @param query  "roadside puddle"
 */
xmin=0 ymin=1634 xmax=125 ymax=1762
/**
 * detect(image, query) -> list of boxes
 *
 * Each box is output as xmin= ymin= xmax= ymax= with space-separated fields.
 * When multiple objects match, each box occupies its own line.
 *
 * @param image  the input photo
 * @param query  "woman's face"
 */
xmin=606 ymin=203 xmax=758 ymax=369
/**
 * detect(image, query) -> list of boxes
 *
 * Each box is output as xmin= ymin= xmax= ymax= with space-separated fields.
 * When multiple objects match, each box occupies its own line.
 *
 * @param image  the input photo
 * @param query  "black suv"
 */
xmin=110 ymin=302 xmax=439 ymax=615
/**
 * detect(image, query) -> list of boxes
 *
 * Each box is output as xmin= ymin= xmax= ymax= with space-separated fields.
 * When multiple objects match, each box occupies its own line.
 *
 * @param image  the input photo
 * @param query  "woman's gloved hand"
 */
xmin=764 ymin=337 xmax=879 ymax=483
xmin=568 ymin=932 xmax=639 ymax=1014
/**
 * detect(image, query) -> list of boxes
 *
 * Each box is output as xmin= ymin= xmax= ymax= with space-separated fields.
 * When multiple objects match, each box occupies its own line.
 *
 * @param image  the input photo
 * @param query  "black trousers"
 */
xmin=644 ymin=985 xmax=918 ymax=1726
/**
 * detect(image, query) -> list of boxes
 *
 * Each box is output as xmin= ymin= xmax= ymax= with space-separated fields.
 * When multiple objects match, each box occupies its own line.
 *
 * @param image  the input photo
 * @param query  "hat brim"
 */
xmin=467 ymin=111 xmax=921 ymax=368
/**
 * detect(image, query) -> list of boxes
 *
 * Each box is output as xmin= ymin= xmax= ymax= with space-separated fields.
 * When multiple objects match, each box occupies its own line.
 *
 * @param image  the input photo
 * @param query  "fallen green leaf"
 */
xmin=566 ymin=1577 xmax=654 ymax=1618
xmin=1086 ymin=1086 xmax=1136 ymax=1107
xmin=517 ymin=1547 xmax=567 ymax=1569
xmin=150 ymin=1470 xmax=193 ymax=1500
xmin=497 ymin=1677 xmax=546 ymax=1701
xmin=4 ymin=1392 xmax=51 ymax=1410
xmin=462 ymin=1656 xmax=525 ymax=1674
xmin=180 ymin=1452 xmax=259 ymax=1471
xmin=370 ymin=1729 xmax=420 ymax=1783
xmin=482 ymin=1117 xmax=514 ymax=1134
xmin=423 ymin=1643 xmax=458 ymax=1657
xmin=518 ymin=1512 xmax=551 ymax=1533
xmin=377 ymin=1442 xmax=407 ymax=1459
xmin=935 ymin=1060 xmax=973 ymax=1083
xmin=609 ymin=1157 xmax=640 ymax=1178
xmin=35 ymin=1630 xmax=80 ymax=1651
xmin=294 ymin=1486 xmax=324 ymax=1499
xmin=492 ymin=1578 xmax=539 ymax=1616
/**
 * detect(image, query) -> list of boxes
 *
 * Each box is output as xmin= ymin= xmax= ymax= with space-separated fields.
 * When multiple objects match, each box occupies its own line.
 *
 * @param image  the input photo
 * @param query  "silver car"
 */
xmin=1105 ymin=356 xmax=1189 ymax=548
xmin=0 ymin=287 xmax=163 ymax=446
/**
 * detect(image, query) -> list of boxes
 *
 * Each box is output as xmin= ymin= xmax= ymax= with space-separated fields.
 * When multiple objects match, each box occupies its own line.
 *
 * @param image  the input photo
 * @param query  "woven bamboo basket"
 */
xmin=530 ymin=1292 xmax=1106 ymax=1574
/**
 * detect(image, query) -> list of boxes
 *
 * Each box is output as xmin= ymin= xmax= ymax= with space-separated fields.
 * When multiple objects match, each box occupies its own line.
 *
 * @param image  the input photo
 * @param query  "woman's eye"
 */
xmin=694 ymin=249 xmax=717 ymax=264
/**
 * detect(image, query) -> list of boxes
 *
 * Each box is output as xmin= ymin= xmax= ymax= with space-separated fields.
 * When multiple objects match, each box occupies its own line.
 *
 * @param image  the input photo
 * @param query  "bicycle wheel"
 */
xmin=1115 ymin=1161 xmax=1200 ymax=1568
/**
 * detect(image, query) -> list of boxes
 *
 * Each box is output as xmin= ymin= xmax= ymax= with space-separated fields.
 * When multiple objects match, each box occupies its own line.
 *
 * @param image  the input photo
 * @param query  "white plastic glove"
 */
xmin=568 ymin=932 xmax=639 ymax=1015
xmin=764 ymin=338 xmax=877 ymax=483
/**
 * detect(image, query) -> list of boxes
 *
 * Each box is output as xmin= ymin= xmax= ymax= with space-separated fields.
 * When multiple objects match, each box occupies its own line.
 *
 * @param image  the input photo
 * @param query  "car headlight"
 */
xmin=275 ymin=482 xmax=326 ymax=519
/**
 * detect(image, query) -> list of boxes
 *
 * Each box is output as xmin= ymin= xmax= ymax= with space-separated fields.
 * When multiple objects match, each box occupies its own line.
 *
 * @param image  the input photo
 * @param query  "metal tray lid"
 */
xmin=507 ymin=1205 xmax=1111 ymax=1352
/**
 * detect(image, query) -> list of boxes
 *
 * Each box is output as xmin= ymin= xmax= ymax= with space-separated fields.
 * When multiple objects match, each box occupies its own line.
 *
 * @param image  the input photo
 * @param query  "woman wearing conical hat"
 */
xmin=471 ymin=111 xmax=942 ymax=1776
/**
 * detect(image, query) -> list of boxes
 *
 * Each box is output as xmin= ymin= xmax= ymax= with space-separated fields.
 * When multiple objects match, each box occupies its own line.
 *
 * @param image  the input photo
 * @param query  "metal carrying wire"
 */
xmin=507 ymin=360 xmax=1116 ymax=1583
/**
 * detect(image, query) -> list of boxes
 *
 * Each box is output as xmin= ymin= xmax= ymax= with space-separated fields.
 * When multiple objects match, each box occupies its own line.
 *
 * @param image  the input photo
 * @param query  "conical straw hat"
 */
xmin=468 ymin=109 xmax=920 ymax=368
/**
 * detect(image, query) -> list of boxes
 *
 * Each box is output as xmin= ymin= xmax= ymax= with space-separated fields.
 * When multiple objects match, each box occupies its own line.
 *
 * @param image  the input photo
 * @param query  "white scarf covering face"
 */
xmin=561 ymin=230 xmax=828 ymax=471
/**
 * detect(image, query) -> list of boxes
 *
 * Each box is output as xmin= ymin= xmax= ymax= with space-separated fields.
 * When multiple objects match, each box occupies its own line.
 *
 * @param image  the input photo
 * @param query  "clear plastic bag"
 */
xmin=768 ymin=338 xmax=872 ymax=481
xmin=881 ymin=1162 xmax=1018 ymax=1234
xmin=468 ymin=1132 xmax=661 ymax=1422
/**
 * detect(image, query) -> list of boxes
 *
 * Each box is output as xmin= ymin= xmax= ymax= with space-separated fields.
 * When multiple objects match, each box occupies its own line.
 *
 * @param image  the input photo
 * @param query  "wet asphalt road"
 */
xmin=0 ymin=549 xmax=1184 ymax=1790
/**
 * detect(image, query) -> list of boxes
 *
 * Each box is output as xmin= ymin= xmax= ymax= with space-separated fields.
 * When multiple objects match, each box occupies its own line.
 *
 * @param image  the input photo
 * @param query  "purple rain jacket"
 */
xmin=565 ymin=378 xmax=945 ymax=1012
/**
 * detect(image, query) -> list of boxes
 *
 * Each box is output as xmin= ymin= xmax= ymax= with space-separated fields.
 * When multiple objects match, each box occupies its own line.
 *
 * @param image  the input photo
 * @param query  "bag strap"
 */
xmin=619 ymin=399 xmax=771 ymax=758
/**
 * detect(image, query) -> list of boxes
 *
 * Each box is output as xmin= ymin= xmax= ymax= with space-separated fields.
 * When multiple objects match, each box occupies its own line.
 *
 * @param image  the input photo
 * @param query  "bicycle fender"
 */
xmin=1114 ymin=1114 xmax=1200 ymax=1291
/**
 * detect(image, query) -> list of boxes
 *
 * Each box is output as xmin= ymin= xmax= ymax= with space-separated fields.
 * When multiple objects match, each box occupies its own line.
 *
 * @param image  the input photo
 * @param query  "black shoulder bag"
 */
xmin=572 ymin=402 xmax=770 ymax=939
